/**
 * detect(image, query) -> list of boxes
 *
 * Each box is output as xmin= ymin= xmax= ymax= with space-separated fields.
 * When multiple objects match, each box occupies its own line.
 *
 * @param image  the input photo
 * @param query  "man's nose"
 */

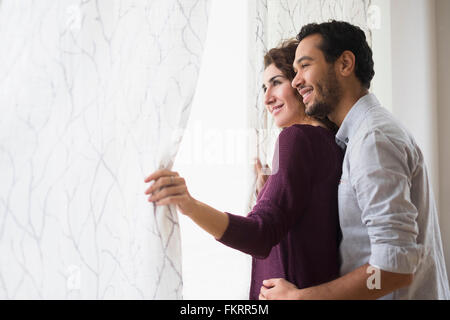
xmin=291 ymin=72 xmax=304 ymax=89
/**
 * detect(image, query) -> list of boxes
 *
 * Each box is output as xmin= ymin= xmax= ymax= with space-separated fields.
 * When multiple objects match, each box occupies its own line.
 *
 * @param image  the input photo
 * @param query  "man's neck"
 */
xmin=330 ymin=88 xmax=369 ymax=127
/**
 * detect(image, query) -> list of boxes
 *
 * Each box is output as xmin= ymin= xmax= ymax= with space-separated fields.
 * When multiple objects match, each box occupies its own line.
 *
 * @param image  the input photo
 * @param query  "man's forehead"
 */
xmin=296 ymin=34 xmax=323 ymax=56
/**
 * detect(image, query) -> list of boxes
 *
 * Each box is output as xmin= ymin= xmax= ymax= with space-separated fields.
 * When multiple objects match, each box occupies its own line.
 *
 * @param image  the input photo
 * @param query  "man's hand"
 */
xmin=259 ymin=278 xmax=299 ymax=300
xmin=259 ymin=264 xmax=414 ymax=300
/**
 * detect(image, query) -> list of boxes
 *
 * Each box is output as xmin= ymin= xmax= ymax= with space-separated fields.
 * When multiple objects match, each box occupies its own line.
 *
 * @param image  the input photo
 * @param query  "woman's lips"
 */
xmin=272 ymin=104 xmax=283 ymax=116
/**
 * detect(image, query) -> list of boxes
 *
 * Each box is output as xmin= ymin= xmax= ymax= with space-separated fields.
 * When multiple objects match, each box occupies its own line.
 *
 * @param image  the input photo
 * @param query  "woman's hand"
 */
xmin=145 ymin=169 xmax=229 ymax=239
xmin=255 ymin=158 xmax=271 ymax=196
xmin=144 ymin=169 xmax=196 ymax=216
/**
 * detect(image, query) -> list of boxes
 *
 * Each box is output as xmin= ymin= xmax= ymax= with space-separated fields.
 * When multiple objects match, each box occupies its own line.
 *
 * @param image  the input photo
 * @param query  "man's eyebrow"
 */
xmin=293 ymin=56 xmax=314 ymax=68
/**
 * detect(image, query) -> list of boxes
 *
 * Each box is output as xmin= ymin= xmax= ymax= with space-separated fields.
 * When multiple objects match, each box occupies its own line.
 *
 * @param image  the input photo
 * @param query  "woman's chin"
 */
xmin=273 ymin=119 xmax=283 ymax=128
xmin=275 ymin=121 xmax=289 ymax=129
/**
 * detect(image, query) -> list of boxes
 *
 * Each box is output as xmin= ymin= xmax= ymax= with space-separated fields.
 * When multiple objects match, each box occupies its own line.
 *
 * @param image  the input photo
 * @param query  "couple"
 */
xmin=145 ymin=21 xmax=450 ymax=300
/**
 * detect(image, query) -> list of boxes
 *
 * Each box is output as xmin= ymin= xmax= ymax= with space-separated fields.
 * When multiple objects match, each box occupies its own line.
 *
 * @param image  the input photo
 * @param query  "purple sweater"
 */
xmin=218 ymin=124 xmax=343 ymax=300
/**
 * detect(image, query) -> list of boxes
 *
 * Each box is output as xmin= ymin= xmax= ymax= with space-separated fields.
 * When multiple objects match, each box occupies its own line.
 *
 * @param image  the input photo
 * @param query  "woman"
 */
xmin=144 ymin=39 xmax=343 ymax=300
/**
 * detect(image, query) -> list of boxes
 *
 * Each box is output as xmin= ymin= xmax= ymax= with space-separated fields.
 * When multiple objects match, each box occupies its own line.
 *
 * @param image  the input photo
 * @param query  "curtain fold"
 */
xmin=0 ymin=0 xmax=210 ymax=299
xmin=246 ymin=0 xmax=372 ymax=210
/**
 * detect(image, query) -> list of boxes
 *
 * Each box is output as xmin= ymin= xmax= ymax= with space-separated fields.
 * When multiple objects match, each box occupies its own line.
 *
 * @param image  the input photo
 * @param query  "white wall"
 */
xmin=390 ymin=0 xmax=439 ymax=198
xmin=436 ymin=0 xmax=450 ymax=284
xmin=370 ymin=0 xmax=392 ymax=112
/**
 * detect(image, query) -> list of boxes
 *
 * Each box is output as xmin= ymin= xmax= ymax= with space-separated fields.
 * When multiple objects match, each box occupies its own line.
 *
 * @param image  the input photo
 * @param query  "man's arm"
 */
xmin=260 ymin=263 xmax=413 ymax=300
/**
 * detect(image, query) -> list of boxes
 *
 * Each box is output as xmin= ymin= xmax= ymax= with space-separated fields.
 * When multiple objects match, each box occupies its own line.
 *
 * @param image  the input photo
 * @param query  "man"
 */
xmin=259 ymin=21 xmax=450 ymax=300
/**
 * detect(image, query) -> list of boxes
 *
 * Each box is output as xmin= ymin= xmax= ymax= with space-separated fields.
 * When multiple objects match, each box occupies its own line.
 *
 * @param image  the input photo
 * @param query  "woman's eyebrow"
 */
xmin=269 ymin=75 xmax=284 ymax=82
xmin=262 ymin=75 xmax=285 ymax=89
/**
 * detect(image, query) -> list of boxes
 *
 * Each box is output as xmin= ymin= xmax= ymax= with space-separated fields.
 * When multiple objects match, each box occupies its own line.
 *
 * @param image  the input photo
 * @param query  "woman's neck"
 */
xmin=296 ymin=116 xmax=327 ymax=129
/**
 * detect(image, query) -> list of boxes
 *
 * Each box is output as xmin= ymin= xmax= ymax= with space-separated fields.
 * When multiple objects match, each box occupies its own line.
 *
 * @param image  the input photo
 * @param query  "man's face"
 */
xmin=291 ymin=34 xmax=342 ymax=119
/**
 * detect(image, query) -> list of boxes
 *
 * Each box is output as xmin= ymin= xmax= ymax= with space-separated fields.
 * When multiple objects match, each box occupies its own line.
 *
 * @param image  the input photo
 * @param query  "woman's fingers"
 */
xmin=154 ymin=194 xmax=185 ymax=206
xmin=144 ymin=169 xmax=178 ymax=183
xmin=144 ymin=169 xmax=194 ymax=215
xmin=148 ymin=184 xmax=187 ymax=203
xmin=254 ymin=158 xmax=263 ymax=173
xmin=145 ymin=175 xmax=181 ymax=195
xmin=255 ymin=158 xmax=271 ymax=176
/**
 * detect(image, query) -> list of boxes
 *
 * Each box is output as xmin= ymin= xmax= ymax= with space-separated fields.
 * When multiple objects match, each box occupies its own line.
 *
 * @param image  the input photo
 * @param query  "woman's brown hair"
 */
xmin=263 ymin=39 xmax=338 ymax=134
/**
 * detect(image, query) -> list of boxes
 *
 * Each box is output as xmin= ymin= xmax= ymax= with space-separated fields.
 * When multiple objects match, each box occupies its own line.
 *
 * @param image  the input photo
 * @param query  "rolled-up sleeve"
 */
xmin=350 ymin=130 xmax=424 ymax=274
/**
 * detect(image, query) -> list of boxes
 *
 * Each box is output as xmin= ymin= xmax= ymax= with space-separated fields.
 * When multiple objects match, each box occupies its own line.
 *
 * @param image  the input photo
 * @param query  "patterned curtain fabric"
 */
xmin=0 ymin=0 xmax=210 ymax=299
xmin=247 ymin=0 xmax=372 ymax=210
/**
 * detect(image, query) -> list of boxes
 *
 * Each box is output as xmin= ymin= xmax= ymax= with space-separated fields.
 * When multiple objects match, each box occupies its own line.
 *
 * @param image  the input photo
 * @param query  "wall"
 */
xmin=390 ymin=0 xmax=439 ymax=198
xmin=436 ymin=0 xmax=450 ymax=283
xmin=370 ymin=0 xmax=392 ymax=112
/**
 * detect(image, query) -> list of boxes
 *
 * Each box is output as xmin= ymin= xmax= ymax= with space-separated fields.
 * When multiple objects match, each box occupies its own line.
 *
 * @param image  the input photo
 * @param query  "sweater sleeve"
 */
xmin=217 ymin=126 xmax=314 ymax=258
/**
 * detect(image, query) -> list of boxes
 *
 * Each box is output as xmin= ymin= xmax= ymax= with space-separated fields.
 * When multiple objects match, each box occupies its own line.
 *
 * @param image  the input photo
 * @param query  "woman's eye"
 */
xmin=301 ymin=64 xmax=309 ymax=69
xmin=273 ymin=80 xmax=281 ymax=85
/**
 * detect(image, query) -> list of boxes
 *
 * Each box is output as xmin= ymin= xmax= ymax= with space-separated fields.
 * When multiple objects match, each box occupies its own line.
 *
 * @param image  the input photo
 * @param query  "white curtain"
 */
xmin=0 ymin=0 xmax=210 ymax=299
xmin=246 ymin=0 xmax=372 ymax=209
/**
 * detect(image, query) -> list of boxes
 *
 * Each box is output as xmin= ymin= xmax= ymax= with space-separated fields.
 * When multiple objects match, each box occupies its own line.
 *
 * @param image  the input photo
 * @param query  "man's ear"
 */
xmin=337 ymin=50 xmax=356 ymax=77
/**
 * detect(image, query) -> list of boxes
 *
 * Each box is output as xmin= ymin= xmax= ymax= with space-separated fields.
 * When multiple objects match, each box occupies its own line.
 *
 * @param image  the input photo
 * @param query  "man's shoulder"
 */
xmin=353 ymin=106 xmax=413 ymax=146
xmin=347 ymin=107 xmax=421 ymax=171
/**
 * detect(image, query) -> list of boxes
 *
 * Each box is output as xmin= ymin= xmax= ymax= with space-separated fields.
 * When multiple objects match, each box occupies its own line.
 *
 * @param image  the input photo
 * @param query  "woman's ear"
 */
xmin=337 ymin=50 xmax=356 ymax=77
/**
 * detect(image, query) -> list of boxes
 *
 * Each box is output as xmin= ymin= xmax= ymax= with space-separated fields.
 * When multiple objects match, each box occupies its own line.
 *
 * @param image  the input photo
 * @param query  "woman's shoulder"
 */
xmin=281 ymin=124 xmax=335 ymax=143
xmin=274 ymin=124 xmax=342 ymax=173
xmin=276 ymin=124 xmax=325 ymax=155
xmin=279 ymin=124 xmax=342 ymax=160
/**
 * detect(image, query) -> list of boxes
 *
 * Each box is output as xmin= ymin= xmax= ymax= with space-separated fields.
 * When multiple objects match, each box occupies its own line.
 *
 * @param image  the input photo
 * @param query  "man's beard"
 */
xmin=305 ymin=67 xmax=341 ymax=119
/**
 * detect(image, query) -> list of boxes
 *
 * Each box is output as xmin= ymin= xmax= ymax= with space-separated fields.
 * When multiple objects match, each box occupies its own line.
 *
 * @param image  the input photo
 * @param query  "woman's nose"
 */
xmin=264 ymin=88 xmax=275 ymax=106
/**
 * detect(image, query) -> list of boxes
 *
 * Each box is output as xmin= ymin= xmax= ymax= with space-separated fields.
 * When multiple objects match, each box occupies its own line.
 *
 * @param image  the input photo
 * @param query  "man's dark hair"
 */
xmin=296 ymin=20 xmax=375 ymax=89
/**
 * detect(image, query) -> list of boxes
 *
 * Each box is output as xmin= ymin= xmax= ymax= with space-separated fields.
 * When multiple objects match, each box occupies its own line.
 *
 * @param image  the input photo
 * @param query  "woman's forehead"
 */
xmin=263 ymin=64 xmax=285 ymax=83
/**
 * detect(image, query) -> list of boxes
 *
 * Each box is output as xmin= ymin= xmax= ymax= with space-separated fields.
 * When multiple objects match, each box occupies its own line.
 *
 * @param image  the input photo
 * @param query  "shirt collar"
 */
xmin=335 ymin=93 xmax=380 ymax=150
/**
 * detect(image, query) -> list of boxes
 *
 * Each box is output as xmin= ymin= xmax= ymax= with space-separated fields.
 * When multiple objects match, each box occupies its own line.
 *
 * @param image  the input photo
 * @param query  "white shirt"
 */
xmin=336 ymin=93 xmax=450 ymax=299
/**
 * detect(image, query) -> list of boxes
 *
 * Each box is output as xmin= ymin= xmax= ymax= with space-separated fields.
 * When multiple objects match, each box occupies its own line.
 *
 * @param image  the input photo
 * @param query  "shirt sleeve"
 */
xmin=217 ymin=126 xmax=314 ymax=259
xmin=350 ymin=129 xmax=425 ymax=274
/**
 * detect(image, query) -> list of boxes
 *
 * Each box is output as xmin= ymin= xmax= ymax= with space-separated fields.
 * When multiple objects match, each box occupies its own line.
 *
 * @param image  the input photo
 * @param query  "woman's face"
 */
xmin=263 ymin=64 xmax=305 ymax=128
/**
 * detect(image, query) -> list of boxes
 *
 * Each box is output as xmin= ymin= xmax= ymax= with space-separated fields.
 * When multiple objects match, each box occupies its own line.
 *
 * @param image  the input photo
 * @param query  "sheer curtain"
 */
xmin=246 ymin=0 xmax=372 ymax=209
xmin=0 ymin=0 xmax=210 ymax=299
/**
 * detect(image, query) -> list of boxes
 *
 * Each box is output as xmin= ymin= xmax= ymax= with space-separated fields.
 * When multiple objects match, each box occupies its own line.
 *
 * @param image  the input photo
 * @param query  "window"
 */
xmin=173 ymin=0 xmax=251 ymax=299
